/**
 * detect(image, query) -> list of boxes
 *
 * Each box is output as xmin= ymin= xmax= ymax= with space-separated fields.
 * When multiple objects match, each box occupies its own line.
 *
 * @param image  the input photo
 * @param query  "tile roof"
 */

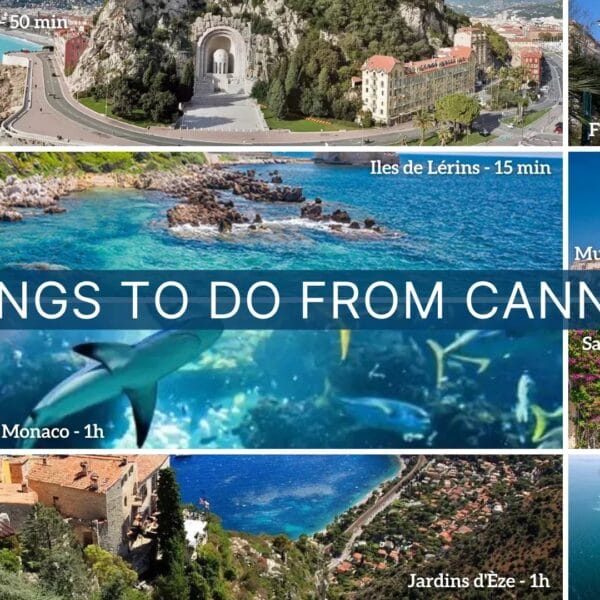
xmin=0 ymin=483 xmax=38 ymax=505
xmin=362 ymin=55 xmax=401 ymax=73
xmin=134 ymin=456 xmax=169 ymax=482
xmin=27 ymin=456 xmax=131 ymax=494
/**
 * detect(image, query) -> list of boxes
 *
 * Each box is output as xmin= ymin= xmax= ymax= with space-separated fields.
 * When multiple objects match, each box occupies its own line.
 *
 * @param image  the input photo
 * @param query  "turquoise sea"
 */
xmin=0 ymin=155 xmax=564 ymax=449
xmin=173 ymin=454 xmax=398 ymax=538
xmin=3 ymin=157 xmax=562 ymax=270
xmin=0 ymin=32 xmax=41 ymax=58
xmin=570 ymin=456 xmax=600 ymax=600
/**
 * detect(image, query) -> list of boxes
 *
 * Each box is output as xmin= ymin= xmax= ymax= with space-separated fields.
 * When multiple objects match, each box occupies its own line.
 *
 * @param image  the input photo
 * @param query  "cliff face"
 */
xmin=399 ymin=0 xmax=455 ymax=47
xmin=0 ymin=66 xmax=26 ymax=121
xmin=70 ymin=0 xmax=459 ymax=93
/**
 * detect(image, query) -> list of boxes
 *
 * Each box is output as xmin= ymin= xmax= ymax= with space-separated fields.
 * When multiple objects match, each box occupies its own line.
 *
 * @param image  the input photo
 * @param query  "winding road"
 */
xmin=4 ymin=50 xmax=562 ymax=147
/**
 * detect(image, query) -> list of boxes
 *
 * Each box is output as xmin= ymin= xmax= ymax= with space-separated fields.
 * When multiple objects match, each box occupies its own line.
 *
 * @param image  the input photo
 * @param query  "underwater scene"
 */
xmin=0 ymin=152 xmax=563 ymax=449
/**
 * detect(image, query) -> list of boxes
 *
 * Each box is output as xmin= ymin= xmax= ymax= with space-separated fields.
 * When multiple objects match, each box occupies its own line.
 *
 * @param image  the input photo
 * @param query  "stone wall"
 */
xmin=0 ymin=502 xmax=34 ymax=531
xmin=102 ymin=462 xmax=137 ymax=556
xmin=28 ymin=480 xmax=108 ymax=522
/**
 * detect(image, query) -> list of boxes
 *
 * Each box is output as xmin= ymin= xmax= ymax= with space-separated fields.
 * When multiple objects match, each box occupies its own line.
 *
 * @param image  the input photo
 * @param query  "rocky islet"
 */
xmin=0 ymin=165 xmax=383 ymax=236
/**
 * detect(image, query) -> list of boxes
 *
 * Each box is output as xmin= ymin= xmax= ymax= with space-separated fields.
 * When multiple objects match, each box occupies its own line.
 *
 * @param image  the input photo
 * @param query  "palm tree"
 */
xmin=515 ymin=96 xmax=530 ymax=131
xmin=413 ymin=110 xmax=435 ymax=145
xmin=438 ymin=126 xmax=453 ymax=146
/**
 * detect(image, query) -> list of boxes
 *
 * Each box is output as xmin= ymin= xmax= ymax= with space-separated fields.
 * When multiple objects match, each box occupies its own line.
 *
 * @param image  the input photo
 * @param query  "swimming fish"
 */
xmin=427 ymin=330 xmax=496 ymax=388
xmin=340 ymin=329 xmax=351 ymax=361
xmin=531 ymin=404 xmax=563 ymax=444
xmin=20 ymin=328 xmax=223 ymax=448
xmin=535 ymin=426 xmax=562 ymax=449
xmin=338 ymin=396 xmax=431 ymax=435
xmin=515 ymin=372 xmax=534 ymax=423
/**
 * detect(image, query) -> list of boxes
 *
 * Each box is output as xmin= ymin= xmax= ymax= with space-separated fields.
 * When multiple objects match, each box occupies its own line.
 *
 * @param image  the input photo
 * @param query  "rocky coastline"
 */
xmin=0 ymin=165 xmax=384 ymax=236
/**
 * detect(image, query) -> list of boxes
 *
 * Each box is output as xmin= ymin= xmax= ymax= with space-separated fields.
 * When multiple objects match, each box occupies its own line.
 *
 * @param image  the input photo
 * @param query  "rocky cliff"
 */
xmin=70 ymin=0 xmax=461 ymax=93
xmin=399 ymin=0 xmax=456 ymax=47
xmin=0 ymin=66 xmax=26 ymax=121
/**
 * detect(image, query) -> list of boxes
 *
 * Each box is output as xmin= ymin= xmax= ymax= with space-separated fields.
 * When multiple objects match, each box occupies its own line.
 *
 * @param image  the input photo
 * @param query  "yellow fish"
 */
xmin=531 ymin=404 xmax=562 ymax=443
xmin=340 ymin=329 xmax=351 ymax=361
xmin=426 ymin=336 xmax=491 ymax=388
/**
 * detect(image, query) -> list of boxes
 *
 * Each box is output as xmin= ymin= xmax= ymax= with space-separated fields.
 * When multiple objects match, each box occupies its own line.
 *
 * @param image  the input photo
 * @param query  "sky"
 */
xmin=569 ymin=153 xmax=600 ymax=262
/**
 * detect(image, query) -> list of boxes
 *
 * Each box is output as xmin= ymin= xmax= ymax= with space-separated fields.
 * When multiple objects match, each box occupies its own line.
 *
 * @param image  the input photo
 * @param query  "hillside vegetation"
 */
xmin=0 ymin=152 xmax=206 ymax=180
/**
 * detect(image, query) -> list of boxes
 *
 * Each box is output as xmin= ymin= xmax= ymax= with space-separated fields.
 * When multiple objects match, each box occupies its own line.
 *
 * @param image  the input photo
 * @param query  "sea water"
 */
xmin=1 ymin=156 xmax=562 ymax=270
xmin=0 ymin=33 xmax=41 ymax=59
xmin=570 ymin=456 xmax=600 ymax=600
xmin=0 ymin=157 xmax=564 ymax=449
xmin=173 ymin=454 xmax=398 ymax=538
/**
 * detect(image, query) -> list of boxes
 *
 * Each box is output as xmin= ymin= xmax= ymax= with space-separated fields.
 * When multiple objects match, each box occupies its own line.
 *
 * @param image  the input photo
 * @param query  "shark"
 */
xmin=20 ymin=328 xmax=223 ymax=449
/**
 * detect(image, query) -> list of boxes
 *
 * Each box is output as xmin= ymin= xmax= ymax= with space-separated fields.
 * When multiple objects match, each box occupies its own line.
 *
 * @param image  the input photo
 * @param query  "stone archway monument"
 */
xmin=193 ymin=18 xmax=254 ymax=97
xmin=183 ymin=15 xmax=266 ymax=131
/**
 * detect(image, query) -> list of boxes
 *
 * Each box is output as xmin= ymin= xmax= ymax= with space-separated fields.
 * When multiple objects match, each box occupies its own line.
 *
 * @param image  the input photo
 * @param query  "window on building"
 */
xmin=124 ymin=496 xmax=127 ymax=507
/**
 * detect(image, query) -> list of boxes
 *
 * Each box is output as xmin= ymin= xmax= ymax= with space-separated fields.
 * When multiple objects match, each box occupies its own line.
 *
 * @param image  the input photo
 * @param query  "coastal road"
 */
xmin=328 ymin=455 xmax=428 ymax=572
xmin=10 ymin=53 xmax=185 ymax=146
xmin=6 ymin=51 xmax=422 ymax=146
xmin=475 ymin=52 xmax=563 ymax=146
xmin=9 ymin=50 xmax=562 ymax=147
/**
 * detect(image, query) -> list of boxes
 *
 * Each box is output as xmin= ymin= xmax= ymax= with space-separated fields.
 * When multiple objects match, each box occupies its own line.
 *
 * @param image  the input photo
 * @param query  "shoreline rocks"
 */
xmin=0 ymin=165 xmax=388 ymax=237
xmin=299 ymin=199 xmax=381 ymax=232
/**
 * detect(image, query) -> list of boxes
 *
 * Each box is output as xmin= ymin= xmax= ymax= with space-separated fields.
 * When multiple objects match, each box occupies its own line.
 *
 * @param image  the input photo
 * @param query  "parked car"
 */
xmin=554 ymin=122 xmax=563 ymax=134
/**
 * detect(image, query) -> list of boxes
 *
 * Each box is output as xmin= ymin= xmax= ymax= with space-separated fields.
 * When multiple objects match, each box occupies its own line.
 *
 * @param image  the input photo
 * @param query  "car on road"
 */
xmin=554 ymin=122 xmax=563 ymax=134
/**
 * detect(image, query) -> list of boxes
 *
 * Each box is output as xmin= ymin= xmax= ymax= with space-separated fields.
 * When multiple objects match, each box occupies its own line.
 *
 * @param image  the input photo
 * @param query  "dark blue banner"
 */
xmin=0 ymin=269 xmax=597 ymax=330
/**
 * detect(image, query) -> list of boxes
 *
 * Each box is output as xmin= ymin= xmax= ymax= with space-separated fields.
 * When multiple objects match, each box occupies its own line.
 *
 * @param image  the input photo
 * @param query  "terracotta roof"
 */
xmin=362 ymin=55 xmax=401 ymax=73
xmin=0 ymin=483 xmax=38 ymax=505
xmin=448 ymin=47 xmax=472 ymax=60
xmin=134 ymin=456 xmax=169 ymax=482
xmin=27 ymin=456 xmax=131 ymax=494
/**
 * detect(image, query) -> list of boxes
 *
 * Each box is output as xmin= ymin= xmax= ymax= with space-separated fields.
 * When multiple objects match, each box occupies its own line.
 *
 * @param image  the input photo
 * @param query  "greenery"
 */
xmin=474 ymin=23 xmax=511 ymax=63
xmin=261 ymin=107 xmax=360 ymax=132
xmin=569 ymin=330 xmax=600 ymax=447
xmin=79 ymin=97 xmax=158 ymax=128
xmin=284 ymin=0 xmax=467 ymax=61
xmin=569 ymin=10 xmax=600 ymax=145
xmin=503 ymin=107 xmax=550 ymax=128
xmin=20 ymin=504 xmax=90 ymax=599
xmin=241 ymin=0 xmax=467 ymax=123
xmin=434 ymin=93 xmax=481 ymax=141
xmin=355 ymin=458 xmax=562 ymax=600
xmin=407 ymin=131 xmax=496 ymax=146
xmin=0 ymin=152 xmax=206 ymax=180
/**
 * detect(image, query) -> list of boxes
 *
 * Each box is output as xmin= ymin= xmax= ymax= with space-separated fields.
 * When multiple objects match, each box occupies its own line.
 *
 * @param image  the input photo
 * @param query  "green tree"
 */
xmin=435 ymin=93 xmax=481 ymax=140
xmin=20 ymin=504 xmax=73 ymax=570
xmin=178 ymin=60 xmax=195 ymax=102
xmin=267 ymin=79 xmax=287 ymax=119
xmin=153 ymin=555 xmax=190 ymax=600
xmin=37 ymin=546 xmax=89 ymax=600
xmin=188 ymin=563 xmax=211 ymax=600
xmin=156 ymin=468 xmax=186 ymax=565
xmin=413 ymin=109 xmax=435 ymax=145
xmin=515 ymin=96 xmax=530 ymax=125
xmin=84 ymin=544 xmax=137 ymax=588
xmin=0 ymin=548 xmax=19 ymax=573
xmin=0 ymin=567 xmax=63 ymax=600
